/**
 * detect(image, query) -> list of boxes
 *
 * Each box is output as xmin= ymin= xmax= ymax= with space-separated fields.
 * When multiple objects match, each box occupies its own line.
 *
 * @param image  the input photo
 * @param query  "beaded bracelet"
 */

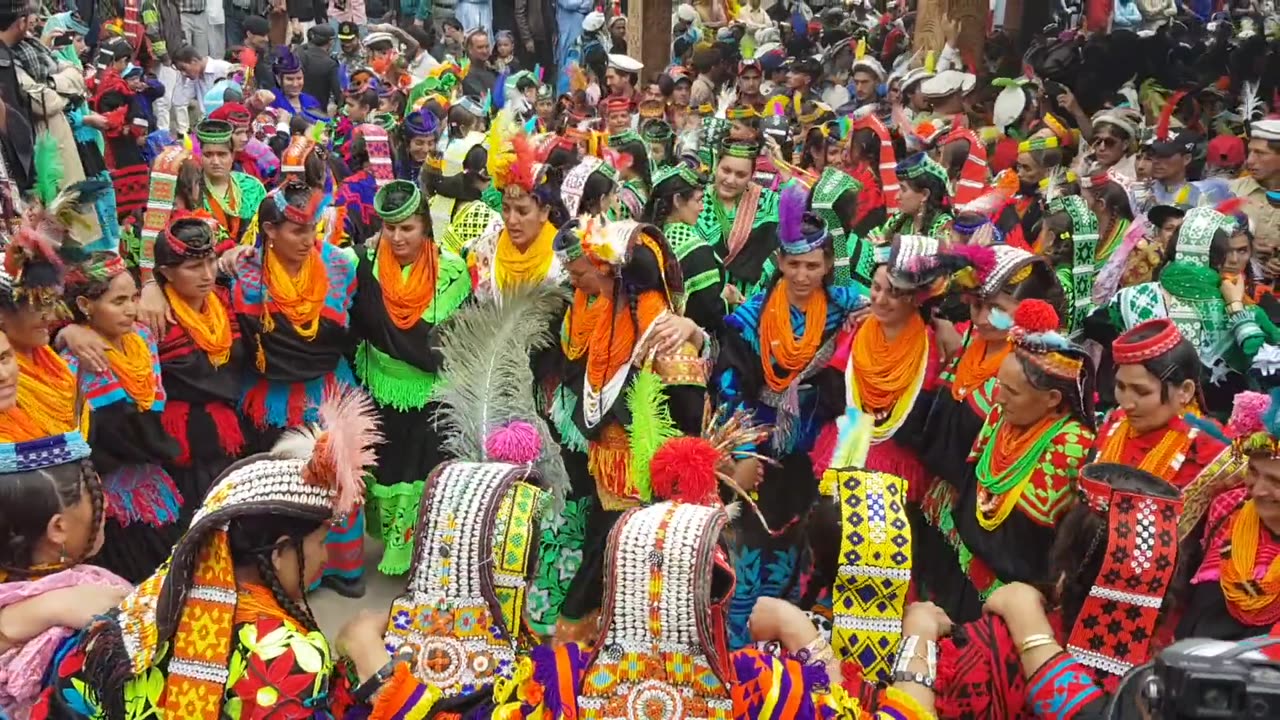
xmin=796 ymin=635 xmax=838 ymax=668
xmin=892 ymin=670 xmax=935 ymax=689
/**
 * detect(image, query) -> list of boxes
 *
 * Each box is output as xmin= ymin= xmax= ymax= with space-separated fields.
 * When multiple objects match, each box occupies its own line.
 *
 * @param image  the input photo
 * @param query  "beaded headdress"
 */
xmin=1045 ymin=192 xmax=1099 ymax=332
xmin=63 ymin=251 xmax=127 ymax=291
xmin=138 ymin=145 xmax=192 ymax=272
xmin=778 ymin=182 xmax=830 ymax=256
xmin=1174 ymin=206 xmax=1235 ymax=266
xmin=265 ymin=182 xmax=325 ymax=229
xmin=943 ymin=243 xmax=1041 ymax=298
xmin=1008 ymin=299 xmax=1087 ymax=381
xmin=207 ymin=102 xmax=251 ymax=129
xmin=1 ymin=200 xmax=88 ymax=312
xmin=439 ymin=200 xmax=502 ymax=256
xmin=810 ymin=167 xmax=861 ymax=241
xmin=194 ymin=119 xmax=233 ymax=147
xmin=77 ymin=387 xmax=382 ymax=720
xmin=159 ymin=209 xmax=217 ymax=261
xmin=384 ymin=461 xmax=547 ymax=696
xmin=561 ymin=156 xmax=619 ymax=217
xmin=895 ymin=152 xmax=950 ymax=191
xmin=578 ymin=501 xmax=736 ymax=719
xmin=638 ymin=97 xmax=666 ymax=120
xmin=1017 ymin=135 xmax=1059 ymax=154
xmin=1112 ymin=319 xmax=1186 ymax=365
xmin=879 ymin=235 xmax=945 ymax=296
xmin=351 ymin=123 xmax=396 ymax=189
xmin=1226 ymin=390 xmax=1280 ymax=459
xmin=1068 ymin=463 xmax=1182 ymax=689
xmin=718 ymin=139 xmax=759 ymax=161
xmin=280 ymin=135 xmax=318 ymax=177
xmin=374 ymin=180 xmax=425 ymax=225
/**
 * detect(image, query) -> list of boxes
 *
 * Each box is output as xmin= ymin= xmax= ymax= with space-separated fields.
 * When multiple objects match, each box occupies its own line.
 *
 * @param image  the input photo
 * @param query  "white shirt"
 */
xmin=170 ymin=58 xmax=233 ymax=135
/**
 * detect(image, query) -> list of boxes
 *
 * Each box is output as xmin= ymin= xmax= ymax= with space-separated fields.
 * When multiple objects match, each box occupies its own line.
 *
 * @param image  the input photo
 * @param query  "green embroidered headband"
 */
xmin=608 ymin=130 xmax=643 ymax=148
xmin=195 ymin=119 xmax=234 ymax=147
xmin=895 ymin=153 xmax=949 ymax=188
xmin=720 ymin=140 xmax=760 ymax=161
xmin=652 ymin=165 xmax=701 ymax=193
xmin=375 ymin=180 xmax=424 ymax=224
xmin=641 ymin=119 xmax=673 ymax=142
xmin=811 ymin=167 xmax=862 ymax=240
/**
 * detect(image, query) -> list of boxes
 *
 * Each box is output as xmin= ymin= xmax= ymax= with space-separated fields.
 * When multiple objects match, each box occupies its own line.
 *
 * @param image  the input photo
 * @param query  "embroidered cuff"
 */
xmin=368 ymin=662 xmax=442 ymax=720
xmin=1027 ymin=652 xmax=1106 ymax=720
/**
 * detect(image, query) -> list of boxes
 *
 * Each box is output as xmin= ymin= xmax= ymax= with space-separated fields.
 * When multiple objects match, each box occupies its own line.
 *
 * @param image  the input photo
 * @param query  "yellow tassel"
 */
xmin=925 ymin=51 xmax=936 ymax=74
xmin=856 ymin=37 xmax=867 ymax=60
xmin=255 ymin=336 xmax=267 ymax=373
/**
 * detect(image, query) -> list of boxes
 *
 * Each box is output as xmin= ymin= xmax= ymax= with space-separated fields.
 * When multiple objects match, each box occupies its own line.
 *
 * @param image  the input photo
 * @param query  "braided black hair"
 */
xmin=227 ymin=514 xmax=324 ymax=633
xmin=612 ymin=136 xmax=652 ymax=190
xmin=0 ymin=459 xmax=103 ymax=577
xmin=644 ymin=172 xmax=700 ymax=226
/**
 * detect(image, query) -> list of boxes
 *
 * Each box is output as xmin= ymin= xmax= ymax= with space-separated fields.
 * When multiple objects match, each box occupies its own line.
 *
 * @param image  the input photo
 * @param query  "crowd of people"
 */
xmin=0 ymin=0 xmax=1278 ymax=718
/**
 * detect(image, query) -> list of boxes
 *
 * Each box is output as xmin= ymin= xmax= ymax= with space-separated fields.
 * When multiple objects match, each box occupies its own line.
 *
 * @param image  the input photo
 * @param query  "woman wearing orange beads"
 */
xmin=812 ymin=235 xmax=948 ymax=497
xmin=715 ymin=182 xmax=867 ymax=648
xmin=920 ymin=300 xmax=1097 ymax=624
xmin=61 ymin=252 xmax=181 ymax=583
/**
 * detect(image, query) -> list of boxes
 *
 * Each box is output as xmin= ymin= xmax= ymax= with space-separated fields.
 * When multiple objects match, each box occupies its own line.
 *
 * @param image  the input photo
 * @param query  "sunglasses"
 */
xmin=1093 ymin=135 xmax=1120 ymax=149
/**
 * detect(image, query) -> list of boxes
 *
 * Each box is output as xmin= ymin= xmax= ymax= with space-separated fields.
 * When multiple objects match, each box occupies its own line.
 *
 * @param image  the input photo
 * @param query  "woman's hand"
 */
xmin=638 ymin=314 xmax=706 ymax=358
xmin=721 ymin=284 xmax=746 ymax=307
xmin=217 ymin=244 xmax=255 ymax=278
xmin=931 ymin=316 xmax=963 ymax=361
xmin=56 ymin=324 xmax=111 ymax=373
xmin=336 ymin=609 xmax=393 ymax=682
xmin=748 ymin=597 xmax=819 ymax=651
xmin=138 ymin=281 xmax=173 ymax=335
xmin=902 ymin=601 xmax=953 ymax=641
xmin=982 ymin=582 xmax=1048 ymax=629
xmin=82 ymin=113 xmax=110 ymax=131
xmin=1221 ymin=273 xmax=1246 ymax=306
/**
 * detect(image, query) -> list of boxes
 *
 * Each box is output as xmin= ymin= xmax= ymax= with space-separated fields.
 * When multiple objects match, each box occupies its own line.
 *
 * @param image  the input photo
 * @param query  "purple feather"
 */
xmin=779 ymin=181 xmax=809 ymax=244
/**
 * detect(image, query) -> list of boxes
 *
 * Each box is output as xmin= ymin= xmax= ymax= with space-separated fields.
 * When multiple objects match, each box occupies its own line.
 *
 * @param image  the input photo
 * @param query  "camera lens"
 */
xmin=1201 ymin=686 xmax=1231 ymax=711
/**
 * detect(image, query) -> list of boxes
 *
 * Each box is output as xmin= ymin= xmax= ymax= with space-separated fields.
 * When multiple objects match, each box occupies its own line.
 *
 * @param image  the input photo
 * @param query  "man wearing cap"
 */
xmin=337 ymin=21 xmax=364 ymax=72
xmin=920 ymin=69 xmax=974 ymax=118
xmin=1233 ymin=119 xmax=1280 ymax=268
xmin=243 ymin=15 xmax=275 ymax=91
xmin=849 ymin=53 xmax=885 ymax=110
xmin=605 ymin=53 xmax=642 ymax=103
xmin=1084 ymin=108 xmax=1140 ymax=181
xmin=298 ymin=24 xmax=341 ymax=113
xmin=1143 ymin=129 xmax=1229 ymax=209
xmin=737 ymin=58 xmax=766 ymax=112
xmin=786 ymin=56 xmax=822 ymax=112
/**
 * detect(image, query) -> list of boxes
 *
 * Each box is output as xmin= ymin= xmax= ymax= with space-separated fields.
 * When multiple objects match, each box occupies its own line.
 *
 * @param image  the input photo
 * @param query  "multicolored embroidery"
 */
xmin=384 ymin=461 xmax=546 ymax=698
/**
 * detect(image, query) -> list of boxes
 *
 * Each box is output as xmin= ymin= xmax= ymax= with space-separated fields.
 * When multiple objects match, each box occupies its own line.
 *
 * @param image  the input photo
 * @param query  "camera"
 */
xmin=1109 ymin=637 xmax=1280 ymax=719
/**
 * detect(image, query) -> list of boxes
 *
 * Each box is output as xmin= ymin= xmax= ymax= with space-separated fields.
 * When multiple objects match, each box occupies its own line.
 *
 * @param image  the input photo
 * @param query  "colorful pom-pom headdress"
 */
xmin=1227 ymin=390 xmax=1280 ymax=459
xmin=778 ymin=181 xmax=831 ymax=256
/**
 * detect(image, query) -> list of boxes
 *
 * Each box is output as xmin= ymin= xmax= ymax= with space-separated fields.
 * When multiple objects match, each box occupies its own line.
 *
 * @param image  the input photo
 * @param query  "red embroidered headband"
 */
xmin=1113 ymin=319 xmax=1184 ymax=365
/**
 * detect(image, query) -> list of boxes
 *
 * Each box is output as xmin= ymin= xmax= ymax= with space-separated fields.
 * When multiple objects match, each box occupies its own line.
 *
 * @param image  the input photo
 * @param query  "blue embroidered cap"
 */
xmin=0 ymin=431 xmax=91 ymax=474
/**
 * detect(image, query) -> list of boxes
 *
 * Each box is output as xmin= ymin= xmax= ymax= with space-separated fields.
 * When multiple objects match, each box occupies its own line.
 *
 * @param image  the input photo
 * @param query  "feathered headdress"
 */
xmin=778 ymin=181 xmax=828 ymax=256
xmin=79 ymin=385 xmax=382 ymax=720
xmin=1008 ymin=300 xmax=1090 ymax=396
xmin=432 ymin=283 xmax=570 ymax=503
xmin=650 ymin=406 xmax=773 ymax=523
xmin=1227 ymin=390 xmax=1280 ymax=459
xmin=488 ymin=123 xmax=541 ymax=195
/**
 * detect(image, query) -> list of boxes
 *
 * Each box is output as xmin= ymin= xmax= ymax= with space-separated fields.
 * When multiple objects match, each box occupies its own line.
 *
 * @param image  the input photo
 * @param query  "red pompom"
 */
xmin=1013 ymin=299 xmax=1060 ymax=334
xmin=650 ymin=436 xmax=721 ymax=504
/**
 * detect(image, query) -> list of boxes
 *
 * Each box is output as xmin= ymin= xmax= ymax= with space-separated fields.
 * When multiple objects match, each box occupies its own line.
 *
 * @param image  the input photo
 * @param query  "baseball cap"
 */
xmin=1144 ymin=129 xmax=1198 ymax=157
xmin=758 ymin=50 xmax=785 ymax=73
xmin=1206 ymin=134 xmax=1245 ymax=168
xmin=307 ymin=24 xmax=336 ymax=43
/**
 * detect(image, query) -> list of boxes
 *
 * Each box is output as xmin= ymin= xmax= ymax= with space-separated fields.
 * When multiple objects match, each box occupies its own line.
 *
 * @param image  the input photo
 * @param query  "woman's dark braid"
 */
xmin=256 ymin=545 xmax=319 ymax=632
xmin=79 ymin=460 xmax=105 ymax=567
xmin=651 ymin=196 xmax=675 ymax=227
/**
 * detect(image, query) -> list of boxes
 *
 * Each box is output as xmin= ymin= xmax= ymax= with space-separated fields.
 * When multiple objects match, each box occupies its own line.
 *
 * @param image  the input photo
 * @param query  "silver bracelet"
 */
xmin=894 ymin=635 xmax=937 ymax=679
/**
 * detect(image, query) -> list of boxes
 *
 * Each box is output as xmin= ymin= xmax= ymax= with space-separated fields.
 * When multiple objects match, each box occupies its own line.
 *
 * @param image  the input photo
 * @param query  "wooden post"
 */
xmin=913 ymin=0 xmax=986 ymax=70
xmin=628 ymin=0 xmax=672 ymax=85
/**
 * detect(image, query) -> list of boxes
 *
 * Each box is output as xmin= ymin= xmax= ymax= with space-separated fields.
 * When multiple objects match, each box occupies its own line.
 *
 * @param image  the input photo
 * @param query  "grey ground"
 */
xmin=311 ymin=539 xmax=404 ymax=640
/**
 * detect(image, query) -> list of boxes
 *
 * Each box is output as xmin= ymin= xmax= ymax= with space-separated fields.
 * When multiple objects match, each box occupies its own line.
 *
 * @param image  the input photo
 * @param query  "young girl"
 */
xmin=492 ymin=30 xmax=522 ymax=74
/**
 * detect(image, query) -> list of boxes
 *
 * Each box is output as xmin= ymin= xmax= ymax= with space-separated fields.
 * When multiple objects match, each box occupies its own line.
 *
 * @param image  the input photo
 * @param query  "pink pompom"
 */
xmin=485 ymin=421 xmax=542 ymax=464
xmin=949 ymin=244 xmax=997 ymax=279
xmin=1227 ymin=392 xmax=1271 ymax=439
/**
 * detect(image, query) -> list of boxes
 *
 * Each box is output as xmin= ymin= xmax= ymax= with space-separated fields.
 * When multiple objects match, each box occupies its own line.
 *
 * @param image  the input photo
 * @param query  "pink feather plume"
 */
xmin=306 ymin=386 xmax=384 ymax=516
xmin=948 ymin=244 xmax=996 ymax=278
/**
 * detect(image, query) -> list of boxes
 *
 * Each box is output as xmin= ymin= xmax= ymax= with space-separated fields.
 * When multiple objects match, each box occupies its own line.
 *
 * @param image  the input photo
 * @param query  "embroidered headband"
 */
xmin=1175 ymin=206 xmax=1234 ymax=266
xmin=1112 ymin=319 xmax=1184 ymax=366
xmin=0 ymin=430 xmax=91 ymax=474
xmin=1017 ymin=135 xmax=1060 ymax=154
xmin=268 ymin=183 xmax=324 ymax=227
xmin=1068 ymin=463 xmax=1182 ymax=687
xmin=374 ymin=180 xmax=424 ymax=225
xmin=403 ymin=109 xmax=439 ymax=137
xmin=194 ymin=119 xmax=234 ymax=147
xmin=207 ymin=102 xmax=251 ymax=129
xmin=726 ymin=105 xmax=758 ymax=121
xmin=161 ymin=210 xmax=217 ymax=261
xmin=719 ymin=139 xmax=760 ymax=161
xmin=895 ymin=152 xmax=949 ymax=189
xmin=561 ymin=156 xmax=617 ymax=218
xmin=281 ymin=136 xmax=318 ymax=175
xmin=64 ymin=252 xmax=127 ymax=289
xmin=1008 ymin=300 xmax=1085 ymax=380
xmin=651 ymin=164 xmax=701 ymax=193
xmin=608 ymin=129 xmax=642 ymax=148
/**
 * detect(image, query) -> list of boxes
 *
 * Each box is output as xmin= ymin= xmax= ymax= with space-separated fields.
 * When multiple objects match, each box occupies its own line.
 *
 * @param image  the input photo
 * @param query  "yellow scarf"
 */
xmin=494 ymin=222 xmax=556 ymax=292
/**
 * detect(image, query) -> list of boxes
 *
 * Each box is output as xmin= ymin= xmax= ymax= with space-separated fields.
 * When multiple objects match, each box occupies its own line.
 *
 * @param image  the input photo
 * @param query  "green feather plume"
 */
xmin=625 ymin=366 xmax=681 ymax=503
xmin=433 ymin=284 xmax=571 ymax=503
xmin=34 ymin=132 xmax=63 ymax=207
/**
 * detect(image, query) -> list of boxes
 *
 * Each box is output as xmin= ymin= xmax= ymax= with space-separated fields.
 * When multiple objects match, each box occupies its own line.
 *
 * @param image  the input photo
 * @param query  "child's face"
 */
xmin=497 ymin=37 xmax=514 ymax=57
xmin=345 ymin=98 xmax=368 ymax=121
